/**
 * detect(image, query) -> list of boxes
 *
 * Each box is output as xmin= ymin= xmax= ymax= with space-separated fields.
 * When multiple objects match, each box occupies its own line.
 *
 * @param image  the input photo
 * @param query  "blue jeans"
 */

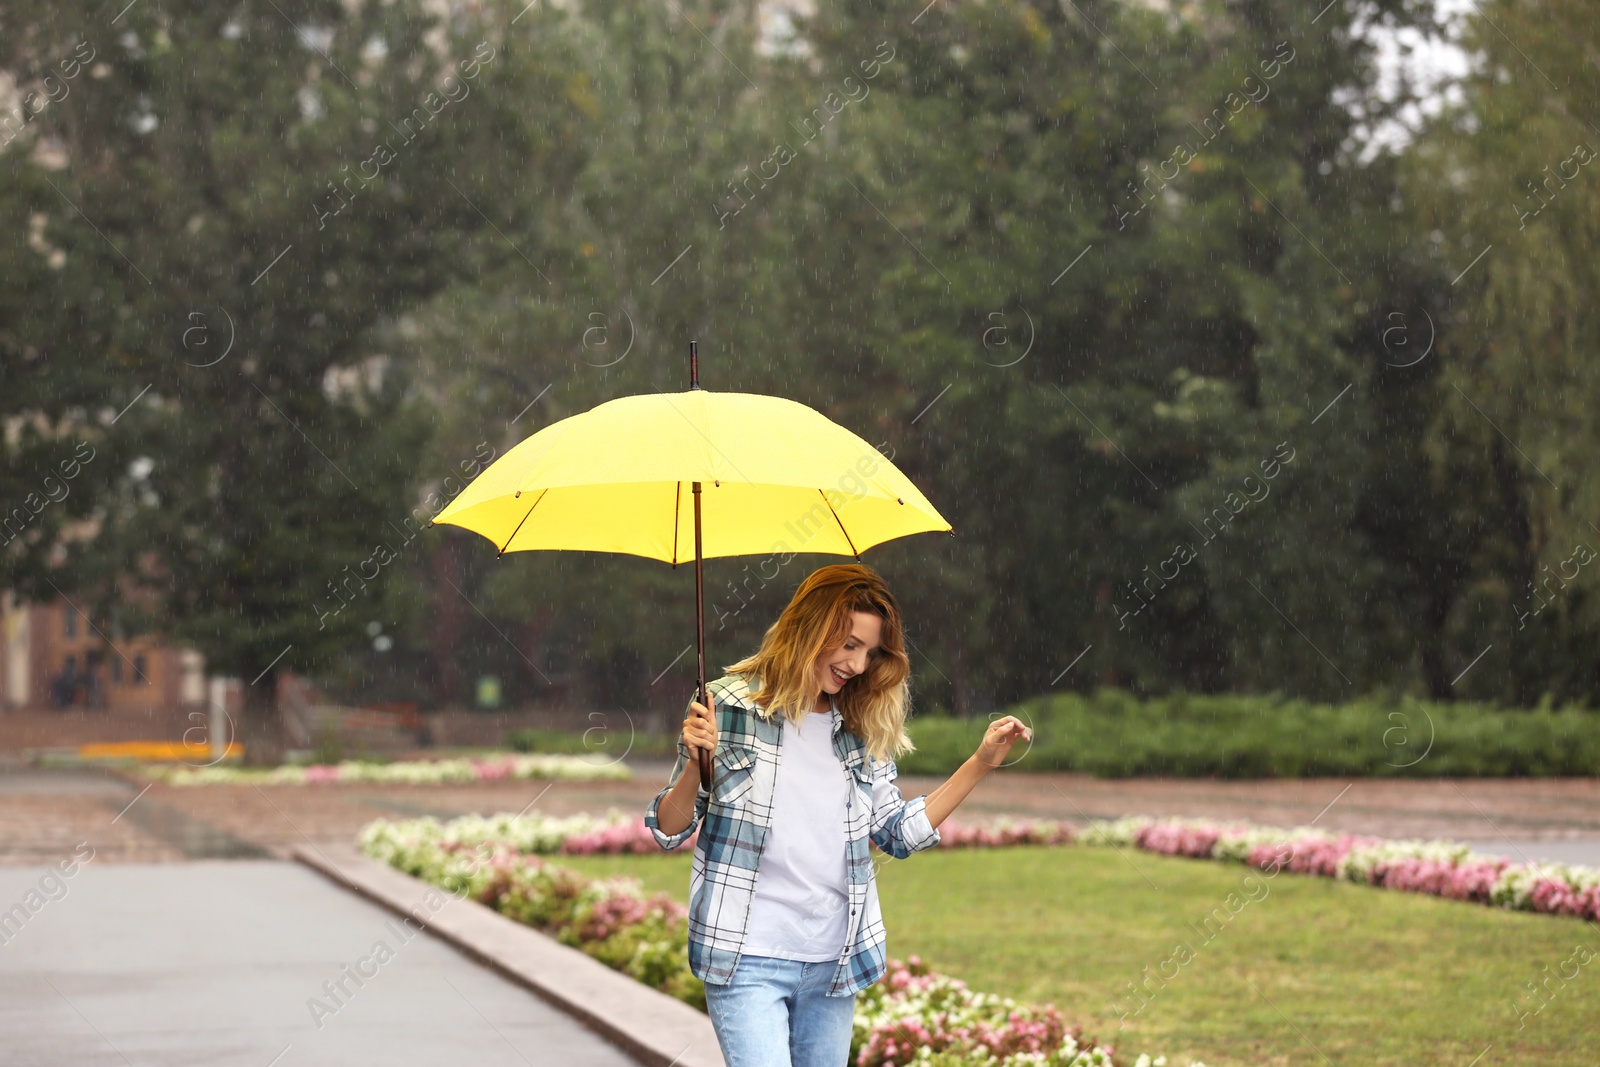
xmin=704 ymin=954 xmax=857 ymax=1067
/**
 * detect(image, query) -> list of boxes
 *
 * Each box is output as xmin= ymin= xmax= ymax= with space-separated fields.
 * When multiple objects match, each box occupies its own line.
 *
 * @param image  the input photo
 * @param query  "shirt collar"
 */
xmin=830 ymin=702 xmax=867 ymax=769
xmin=733 ymin=675 xmax=866 ymax=768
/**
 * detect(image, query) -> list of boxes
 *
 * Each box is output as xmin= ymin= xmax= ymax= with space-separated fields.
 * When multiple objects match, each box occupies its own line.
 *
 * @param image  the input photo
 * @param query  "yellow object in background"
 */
xmin=76 ymin=741 xmax=244 ymax=762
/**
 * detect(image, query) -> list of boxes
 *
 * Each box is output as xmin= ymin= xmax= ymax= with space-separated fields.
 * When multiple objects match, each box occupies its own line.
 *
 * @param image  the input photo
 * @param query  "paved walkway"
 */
xmin=0 ymin=860 xmax=642 ymax=1066
xmin=1463 ymin=838 xmax=1600 ymax=866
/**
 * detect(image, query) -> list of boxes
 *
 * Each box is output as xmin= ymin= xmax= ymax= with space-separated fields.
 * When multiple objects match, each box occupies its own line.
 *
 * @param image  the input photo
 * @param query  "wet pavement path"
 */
xmin=0 ymin=858 xmax=643 ymax=1067
xmin=0 ymin=767 xmax=642 ymax=1066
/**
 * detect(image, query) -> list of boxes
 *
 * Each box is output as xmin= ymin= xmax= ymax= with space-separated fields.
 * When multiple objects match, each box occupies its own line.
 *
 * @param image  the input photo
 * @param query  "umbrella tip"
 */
xmin=514 ymin=490 xmax=521 ymax=498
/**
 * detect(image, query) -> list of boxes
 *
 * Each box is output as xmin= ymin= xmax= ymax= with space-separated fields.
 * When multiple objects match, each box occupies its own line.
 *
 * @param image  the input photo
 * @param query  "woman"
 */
xmin=645 ymin=563 xmax=1031 ymax=1067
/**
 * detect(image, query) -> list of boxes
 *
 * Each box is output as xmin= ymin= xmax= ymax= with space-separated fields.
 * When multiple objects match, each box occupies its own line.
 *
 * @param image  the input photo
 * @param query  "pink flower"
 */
xmin=1529 ymin=878 xmax=1584 ymax=917
xmin=933 ymin=818 xmax=1073 ymax=850
xmin=855 ymin=958 xmax=1071 ymax=1067
xmin=472 ymin=758 xmax=514 ymax=781
xmin=561 ymin=820 xmax=700 ymax=855
xmin=1136 ymin=822 xmax=1226 ymax=858
xmin=1577 ymin=885 xmax=1600 ymax=922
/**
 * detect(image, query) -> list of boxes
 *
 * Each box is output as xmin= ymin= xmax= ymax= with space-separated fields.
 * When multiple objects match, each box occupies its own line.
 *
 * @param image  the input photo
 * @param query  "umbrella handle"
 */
xmin=696 ymin=678 xmax=714 ymax=792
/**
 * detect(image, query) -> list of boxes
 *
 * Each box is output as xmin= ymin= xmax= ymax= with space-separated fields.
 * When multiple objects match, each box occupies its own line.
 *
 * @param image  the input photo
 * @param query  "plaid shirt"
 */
xmin=644 ymin=673 xmax=941 ymax=997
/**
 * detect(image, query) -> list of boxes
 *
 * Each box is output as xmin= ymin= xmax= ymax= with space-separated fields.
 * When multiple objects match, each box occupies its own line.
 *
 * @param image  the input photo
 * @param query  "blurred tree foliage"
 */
xmin=1403 ymin=0 xmax=1600 ymax=706
xmin=3 ymin=0 xmax=1594 ymax=741
xmin=0 ymin=0 xmax=585 ymax=758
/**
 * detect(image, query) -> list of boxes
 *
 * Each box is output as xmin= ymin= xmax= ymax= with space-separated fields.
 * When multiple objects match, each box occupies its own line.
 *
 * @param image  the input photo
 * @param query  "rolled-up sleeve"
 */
xmin=867 ymin=757 xmax=941 ymax=859
xmin=644 ymin=734 xmax=707 ymax=850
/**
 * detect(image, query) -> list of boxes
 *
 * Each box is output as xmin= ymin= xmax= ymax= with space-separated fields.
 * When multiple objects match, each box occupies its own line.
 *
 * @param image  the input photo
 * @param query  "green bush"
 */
xmin=898 ymin=689 xmax=1600 ymax=778
xmin=507 ymin=728 xmax=676 ymax=760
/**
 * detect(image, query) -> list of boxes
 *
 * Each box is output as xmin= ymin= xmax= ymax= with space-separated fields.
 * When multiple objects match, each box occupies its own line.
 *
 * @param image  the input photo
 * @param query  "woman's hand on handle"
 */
xmin=655 ymin=699 xmax=718 ymax=837
xmin=683 ymin=699 xmax=717 ymax=759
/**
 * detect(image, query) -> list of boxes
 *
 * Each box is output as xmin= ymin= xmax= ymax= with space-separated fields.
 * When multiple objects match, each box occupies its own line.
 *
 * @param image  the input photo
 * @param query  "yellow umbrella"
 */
xmin=432 ymin=343 xmax=952 ymax=786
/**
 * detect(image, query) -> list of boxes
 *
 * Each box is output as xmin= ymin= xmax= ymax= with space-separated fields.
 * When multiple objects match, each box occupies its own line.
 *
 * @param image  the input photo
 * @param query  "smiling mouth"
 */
xmin=830 ymin=667 xmax=850 ymax=684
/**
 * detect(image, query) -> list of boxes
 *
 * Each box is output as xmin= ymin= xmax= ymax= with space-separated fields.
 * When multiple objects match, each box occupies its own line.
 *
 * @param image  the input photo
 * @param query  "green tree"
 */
xmin=786 ymin=0 xmax=1442 ymax=709
xmin=1405 ymin=0 xmax=1600 ymax=705
xmin=397 ymin=0 xmax=1464 ymax=718
xmin=0 ymin=0 xmax=588 ymax=758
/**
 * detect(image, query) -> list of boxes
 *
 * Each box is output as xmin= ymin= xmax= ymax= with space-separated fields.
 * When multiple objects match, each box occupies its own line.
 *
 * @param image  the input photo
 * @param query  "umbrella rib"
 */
xmin=821 ymin=489 xmax=863 ymax=561
xmin=673 ymin=481 xmax=682 ymax=566
xmin=498 ymin=489 xmax=549 ymax=555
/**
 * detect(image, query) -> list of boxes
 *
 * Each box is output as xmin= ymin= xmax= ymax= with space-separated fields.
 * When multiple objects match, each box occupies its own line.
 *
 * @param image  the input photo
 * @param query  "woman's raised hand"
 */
xmin=974 ymin=714 xmax=1032 ymax=769
xmin=682 ymin=699 xmax=718 ymax=758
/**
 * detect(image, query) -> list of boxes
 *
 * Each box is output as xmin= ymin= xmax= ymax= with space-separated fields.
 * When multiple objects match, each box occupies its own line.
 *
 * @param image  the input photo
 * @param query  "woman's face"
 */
xmin=812 ymin=610 xmax=883 ymax=700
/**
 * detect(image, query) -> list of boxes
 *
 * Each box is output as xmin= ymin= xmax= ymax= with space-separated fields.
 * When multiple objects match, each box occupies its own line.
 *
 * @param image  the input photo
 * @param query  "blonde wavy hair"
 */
xmin=723 ymin=563 xmax=914 ymax=763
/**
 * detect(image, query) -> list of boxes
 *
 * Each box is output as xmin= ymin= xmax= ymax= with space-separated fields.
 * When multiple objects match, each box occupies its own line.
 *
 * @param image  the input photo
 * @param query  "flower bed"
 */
xmin=937 ymin=817 xmax=1076 ymax=849
xmin=1091 ymin=815 xmax=1600 ymax=923
xmin=360 ymin=810 xmax=1074 ymax=858
xmin=358 ymin=817 xmax=702 ymax=1005
xmin=378 ymin=811 xmax=650 ymax=855
xmin=555 ymin=814 xmax=1076 ymax=855
xmin=421 ymin=808 xmax=1600 ymax=927
xmin=855 ymin=956 xmax=1187 ymax=1067
xmin=357 ymin=817 xmax=1199 ymax=1067
xmin=143 ymin=753 xmax=631 ymax=786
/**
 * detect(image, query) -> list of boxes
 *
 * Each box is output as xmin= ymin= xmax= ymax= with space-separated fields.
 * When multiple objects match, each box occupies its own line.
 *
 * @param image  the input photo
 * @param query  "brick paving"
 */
xmin=4 ymin=758 xmax=1598 ymax=866
xmin=0 ymin=792 xmax=185 ymax=865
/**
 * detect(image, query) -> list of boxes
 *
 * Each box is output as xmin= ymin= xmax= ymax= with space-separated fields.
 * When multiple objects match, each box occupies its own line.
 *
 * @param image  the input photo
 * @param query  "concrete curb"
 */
xmin=293 ymin=843 xmax=724 ymax=1067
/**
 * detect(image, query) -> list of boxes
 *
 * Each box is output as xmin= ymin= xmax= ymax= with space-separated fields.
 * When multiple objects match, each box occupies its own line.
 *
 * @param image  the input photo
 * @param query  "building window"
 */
xmin=64 ymin=610 xmax=77 ymax=638
xmin=111 ymin=657 xmax=123 ymax=685
xmin=134 ymin=654 xmax=149 ymax=684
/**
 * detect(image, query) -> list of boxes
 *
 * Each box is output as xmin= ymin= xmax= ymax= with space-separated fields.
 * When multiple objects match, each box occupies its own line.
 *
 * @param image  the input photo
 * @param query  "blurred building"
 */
xmin=0 ymin=592 xmax=205 ymax=713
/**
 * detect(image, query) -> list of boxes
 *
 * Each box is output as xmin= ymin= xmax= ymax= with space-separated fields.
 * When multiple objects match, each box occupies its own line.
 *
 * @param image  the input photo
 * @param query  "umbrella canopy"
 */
xmin=431 ymin=348 xmax=952 ymax=790
xmin=432 ymin=389 xmax=950 ymax=559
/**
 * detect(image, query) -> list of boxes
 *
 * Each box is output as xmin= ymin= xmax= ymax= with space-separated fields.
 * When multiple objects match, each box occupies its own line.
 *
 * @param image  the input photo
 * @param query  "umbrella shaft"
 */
xmin=693 ymin=478 xmax=713 ymax=790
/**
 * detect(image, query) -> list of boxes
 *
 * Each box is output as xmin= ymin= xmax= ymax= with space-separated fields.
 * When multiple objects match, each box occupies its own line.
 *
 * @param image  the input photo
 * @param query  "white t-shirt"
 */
xmin=740 ymin=704 xmax=851 ymax=962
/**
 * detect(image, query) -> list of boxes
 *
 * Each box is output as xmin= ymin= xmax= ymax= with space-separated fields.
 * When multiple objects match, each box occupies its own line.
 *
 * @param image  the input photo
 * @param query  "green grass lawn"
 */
xmin=559 ymin=847 xmax=1599 ymax=1065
